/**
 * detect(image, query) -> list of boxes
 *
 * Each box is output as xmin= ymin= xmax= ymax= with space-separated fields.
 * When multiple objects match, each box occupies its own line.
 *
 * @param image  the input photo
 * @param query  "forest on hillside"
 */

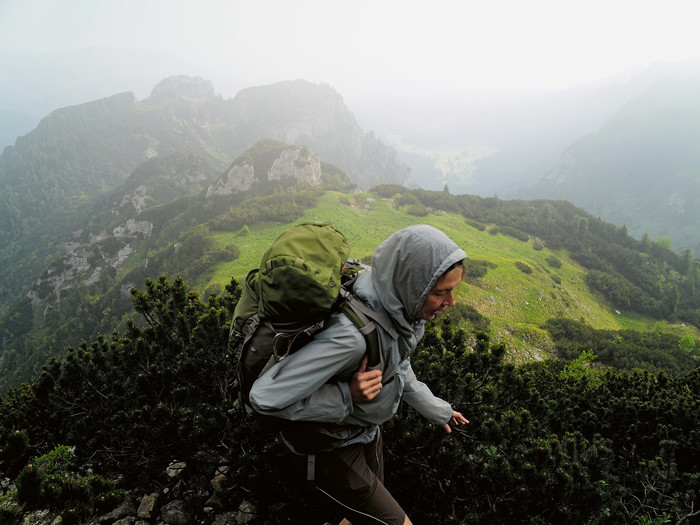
xmin=3 ymin=76 xmax=700 ymax=403
xmin=3 ymin=181 xmax=700 ymax=396
xmin=0 ymin=274 xmax=698 ymax=524
xmin=373 ymin=184 xmax=700 ymax=327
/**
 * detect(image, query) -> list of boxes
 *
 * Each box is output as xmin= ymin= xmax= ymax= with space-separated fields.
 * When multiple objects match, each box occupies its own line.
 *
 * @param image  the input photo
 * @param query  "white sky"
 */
xmin=2 ymin=0 xmax=700 ymax=98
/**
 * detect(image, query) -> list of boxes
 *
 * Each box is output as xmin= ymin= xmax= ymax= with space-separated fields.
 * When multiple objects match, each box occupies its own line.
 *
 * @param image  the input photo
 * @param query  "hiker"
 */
xmin=249 ymin=224 xmax=469 ymax=525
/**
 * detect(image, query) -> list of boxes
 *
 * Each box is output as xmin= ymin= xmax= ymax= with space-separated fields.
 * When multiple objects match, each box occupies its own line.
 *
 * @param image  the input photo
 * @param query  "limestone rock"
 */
xmin=166 ymin=461 xmax=187 ymax=479
xmin=206 ymin=164 xmax=255 ymax=197
xmin=137 ymin=492 xmax=159 ymax=519
xmin=235 ymin=499 xmax=256 ymax=525
xmin=160 ymin=499 xmax=191 ymax=525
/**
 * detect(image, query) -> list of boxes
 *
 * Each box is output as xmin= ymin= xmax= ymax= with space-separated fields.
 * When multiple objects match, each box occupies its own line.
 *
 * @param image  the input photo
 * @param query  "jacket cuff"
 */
xmin=440 ymin=408 xmax=454 ymax=426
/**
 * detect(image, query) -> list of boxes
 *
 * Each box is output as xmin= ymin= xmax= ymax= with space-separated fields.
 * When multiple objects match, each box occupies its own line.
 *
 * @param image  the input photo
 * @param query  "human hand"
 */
xmin=443 ymin=411 xmax=469 ymax=433
xmin=349 ymin=356 xmax=383 ymax=403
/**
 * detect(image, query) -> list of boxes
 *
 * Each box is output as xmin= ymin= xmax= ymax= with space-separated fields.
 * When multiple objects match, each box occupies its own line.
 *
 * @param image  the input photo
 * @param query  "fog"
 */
xmin=3 ymin=0 xmax=699 ymax=104
xmin=3 ymin=0 xmax=700 ymax=196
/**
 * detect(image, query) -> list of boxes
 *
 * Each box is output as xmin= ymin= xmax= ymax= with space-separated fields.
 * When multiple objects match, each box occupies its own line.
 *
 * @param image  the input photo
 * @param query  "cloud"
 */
xmin=2 ymin=0 xmax=700 ymax=98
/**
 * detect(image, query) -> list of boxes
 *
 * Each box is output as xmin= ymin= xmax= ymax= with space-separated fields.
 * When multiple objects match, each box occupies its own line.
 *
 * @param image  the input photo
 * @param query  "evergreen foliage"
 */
xmin=0 ymin=276 xmax=697 ymax=523
xmin=515 ymin=261 xmax=534 ymax=274
xmin=378 ymin=186 xmax=700 ymax=325
xmin=370 ymin=183 xmax=406 ymax=198
xmin=383 ymin=318 xmax=699 ymax=524
xmin=209 ymin=184 xmax=324 ymax=232
xmin=4 ymin=77 xmax=698 ymax=522
xmin=445 ymin=304 xmax=490 ymax=332
xmin=12 ymin=444 xmax=125 ymax=524
xmin=4 ymin=178 xmax=700 ymax=397
xmin=319 ymin=160 xmax=351 ymax=187
xmin=0 ymin=180 xmax=324 ymax=393
xmin=544 ymin=317 xmax=699 ymax=375
xmin=0 ymin=276 xmax=239 ymax=481
xmin=463 ymin=259 xmax=497 ymax=281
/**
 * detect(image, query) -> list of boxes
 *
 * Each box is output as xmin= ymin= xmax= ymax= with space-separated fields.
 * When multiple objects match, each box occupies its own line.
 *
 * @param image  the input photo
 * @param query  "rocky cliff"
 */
xmin=206 ymin=142 xmax=321 ymax=198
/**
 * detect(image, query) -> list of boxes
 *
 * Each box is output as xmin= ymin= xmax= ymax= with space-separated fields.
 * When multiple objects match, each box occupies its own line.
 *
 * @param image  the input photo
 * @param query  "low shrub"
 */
xmin=515 ymin=261 xmax=533 ymax=274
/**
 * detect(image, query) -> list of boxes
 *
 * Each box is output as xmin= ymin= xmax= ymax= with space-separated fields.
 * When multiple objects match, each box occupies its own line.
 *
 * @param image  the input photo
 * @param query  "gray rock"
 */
xmin=137 ymin=492 xmax=159 ymax=519
xmin=235 ymin=499 xmax=256 ymax=525
xmin=212 ymin=511 xmax=238 ymax=525
xmin=165 ymin=461 xmax=187 ymax=479
xmin=113 ymin=518 xmax=136 ymax=525
xmin=159 ymin=499 xmax=191 ymax=525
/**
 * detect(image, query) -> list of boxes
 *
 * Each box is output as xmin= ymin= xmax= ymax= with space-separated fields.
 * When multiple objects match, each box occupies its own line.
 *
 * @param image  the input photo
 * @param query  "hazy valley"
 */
xmin=0 ymin=71 xmax=699 ymax=524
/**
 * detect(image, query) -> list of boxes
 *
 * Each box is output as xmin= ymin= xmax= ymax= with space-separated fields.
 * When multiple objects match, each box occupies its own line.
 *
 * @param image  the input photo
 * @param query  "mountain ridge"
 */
xmin=0 ymin=137 xmax=352 ymax=391
xmin=0 ymin=76 xmax=408 ymax=240
xmin=0 ymin=77 xmax=408 ymax=310
xmin=2 ymin=75 xmax=700 ymax=397
xmin=525 ymin=68 xmax=700 ymax=255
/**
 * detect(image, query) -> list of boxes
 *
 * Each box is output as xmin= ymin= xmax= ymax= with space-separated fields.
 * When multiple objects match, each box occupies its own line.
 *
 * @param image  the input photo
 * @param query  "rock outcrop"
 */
xmin=206 ymin=142 xmax=322 ymax=198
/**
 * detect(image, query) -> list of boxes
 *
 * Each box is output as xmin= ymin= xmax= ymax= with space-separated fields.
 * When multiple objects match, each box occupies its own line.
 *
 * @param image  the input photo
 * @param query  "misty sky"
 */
xmin=2 ymin=0 xmax=700 ymax=102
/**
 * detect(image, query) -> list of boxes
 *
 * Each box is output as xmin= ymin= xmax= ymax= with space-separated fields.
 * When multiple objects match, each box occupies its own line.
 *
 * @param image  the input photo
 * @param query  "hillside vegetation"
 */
xmin=0 ymin=176 xmax=699 ymax=523
xmin=0 ymin=274 xmax=697 ymax=524
xmin=3 ymin=76 xmax=700 ymax=394
xmin=0 ymin=77 xmax=408 ymax=311
xmin=1 ymin=74 xmax=700 ymax=523
xmin=2 ymin=176 xmax=700 ymax=393
xmin=529 ymin=69 xmax=700 ymax=257
xmin=210 ymin=189 xmax=700 ymax=368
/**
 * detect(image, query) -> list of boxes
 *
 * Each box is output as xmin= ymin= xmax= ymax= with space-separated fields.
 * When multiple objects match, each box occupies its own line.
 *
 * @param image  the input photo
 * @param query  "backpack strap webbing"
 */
xmin=234 ymin=314 xmax=260 ymax=363
xmin=341 ymin=293 xmax=398 ymax=338
xmin=339 ymin=297 xmax=396 ymax=369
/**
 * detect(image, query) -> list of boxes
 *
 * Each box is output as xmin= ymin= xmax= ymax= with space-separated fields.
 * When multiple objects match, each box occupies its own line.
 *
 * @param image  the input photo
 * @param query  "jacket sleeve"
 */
xmin=401 ymin=359 xmax=454 ymax=425
xmin=249 ymin=313 xmax=366 ymax=424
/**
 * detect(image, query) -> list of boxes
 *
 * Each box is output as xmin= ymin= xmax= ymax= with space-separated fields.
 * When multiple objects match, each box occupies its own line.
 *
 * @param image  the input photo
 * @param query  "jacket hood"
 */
xmin=371 ymin=225 xmax=467 ymax=327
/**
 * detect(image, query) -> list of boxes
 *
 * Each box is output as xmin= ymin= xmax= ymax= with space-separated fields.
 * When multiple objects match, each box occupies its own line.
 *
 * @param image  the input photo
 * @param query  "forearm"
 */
xmin=251 ymin=381 xmax=354 ymax=423
xmin=402 ymin=362 xmax=454 ymax=425
xmin=403 ymin=386 xmax=453 ymax=425
xmin=248 ymin=313 xmax=365 ymax=422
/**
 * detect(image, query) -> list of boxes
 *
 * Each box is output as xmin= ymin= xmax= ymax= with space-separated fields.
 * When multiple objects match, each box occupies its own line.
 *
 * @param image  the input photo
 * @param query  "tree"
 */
xmin=678 ymin=334 xmax=696 ymax=354
xmin=560 ymin=349 xmax=603 ymax=388
xmin=656 ymin=237 xmax=673 ymax=250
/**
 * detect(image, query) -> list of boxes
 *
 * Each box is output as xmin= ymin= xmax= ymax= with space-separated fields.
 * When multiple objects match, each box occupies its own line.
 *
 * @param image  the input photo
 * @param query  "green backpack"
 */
xmin=228 ymin=222 xmax=392 ymax=420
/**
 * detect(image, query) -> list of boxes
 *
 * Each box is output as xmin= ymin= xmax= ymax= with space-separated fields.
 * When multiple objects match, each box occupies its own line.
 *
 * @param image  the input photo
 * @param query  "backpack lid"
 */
xmin=257 ymin=222 xmax=350 ymax=321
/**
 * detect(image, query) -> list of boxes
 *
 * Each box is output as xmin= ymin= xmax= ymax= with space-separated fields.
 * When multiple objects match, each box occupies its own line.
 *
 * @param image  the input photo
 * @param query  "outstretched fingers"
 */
xmin=443 ymin=411 xmax=469 ymax=433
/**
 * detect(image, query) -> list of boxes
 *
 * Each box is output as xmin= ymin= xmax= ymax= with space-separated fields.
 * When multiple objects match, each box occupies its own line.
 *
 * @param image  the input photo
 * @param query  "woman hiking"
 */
xmin=250 ymin=224 xmax=470 ymax=524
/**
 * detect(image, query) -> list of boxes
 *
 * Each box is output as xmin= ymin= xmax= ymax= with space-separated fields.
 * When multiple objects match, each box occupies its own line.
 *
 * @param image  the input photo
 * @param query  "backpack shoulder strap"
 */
xmin=339 ymin=293 xmax=397 ymax=369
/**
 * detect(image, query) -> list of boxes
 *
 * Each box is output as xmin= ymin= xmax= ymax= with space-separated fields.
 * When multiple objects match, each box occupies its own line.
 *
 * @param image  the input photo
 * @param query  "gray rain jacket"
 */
xmin=249 ymin=224 xmax=467 ymax=445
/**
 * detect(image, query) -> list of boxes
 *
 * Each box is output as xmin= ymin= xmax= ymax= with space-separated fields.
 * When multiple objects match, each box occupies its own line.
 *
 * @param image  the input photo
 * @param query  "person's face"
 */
xmin=415 ymin=267 xmax=463 ymax=321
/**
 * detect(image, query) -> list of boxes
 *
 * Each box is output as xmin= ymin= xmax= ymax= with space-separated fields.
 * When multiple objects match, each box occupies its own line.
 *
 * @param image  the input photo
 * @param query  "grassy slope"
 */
xmin=209 ymin=191 xmax=699 ymax=363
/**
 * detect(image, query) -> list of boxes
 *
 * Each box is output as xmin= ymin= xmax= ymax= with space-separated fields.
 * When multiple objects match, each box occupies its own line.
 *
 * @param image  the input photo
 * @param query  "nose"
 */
xmin=445 ymin=291 xmax=456 ymax=307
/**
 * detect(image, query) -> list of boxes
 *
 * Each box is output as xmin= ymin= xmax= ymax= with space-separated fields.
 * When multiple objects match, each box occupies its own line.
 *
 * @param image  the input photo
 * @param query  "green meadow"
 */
xmin=209 ymin=191 xmax=698 ymax=364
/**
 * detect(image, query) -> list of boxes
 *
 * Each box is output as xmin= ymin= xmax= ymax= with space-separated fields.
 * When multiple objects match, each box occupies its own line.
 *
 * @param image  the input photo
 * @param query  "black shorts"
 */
xmin=286 ymin=429 xmax=407 ymax=525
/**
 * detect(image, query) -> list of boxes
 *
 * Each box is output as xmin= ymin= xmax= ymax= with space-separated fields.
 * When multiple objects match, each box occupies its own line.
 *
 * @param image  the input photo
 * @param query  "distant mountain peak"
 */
xmin=147 ymin=75 xmax=216 ymax=101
